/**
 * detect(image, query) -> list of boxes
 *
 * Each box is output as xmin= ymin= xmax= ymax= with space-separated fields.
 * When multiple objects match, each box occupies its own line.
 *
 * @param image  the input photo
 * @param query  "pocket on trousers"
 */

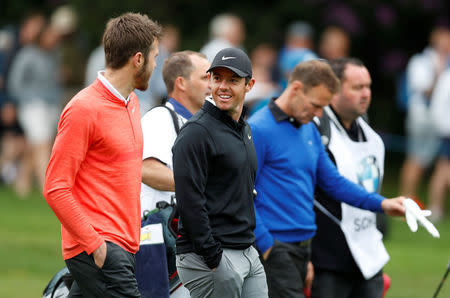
xmin=177 ymin=253 xmax=213 ymax=271
xmin=102 ymin=242 xmax=114 ymax=269
xmin=93 ymin=241 xmax=114 ymax=270
xmin=266 ymin=240 xmax=282 ymax=262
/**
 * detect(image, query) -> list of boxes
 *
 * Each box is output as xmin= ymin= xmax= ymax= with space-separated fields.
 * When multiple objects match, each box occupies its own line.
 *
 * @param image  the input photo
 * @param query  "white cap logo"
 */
xmin=221 ymin=56 xmax=236 ymax=61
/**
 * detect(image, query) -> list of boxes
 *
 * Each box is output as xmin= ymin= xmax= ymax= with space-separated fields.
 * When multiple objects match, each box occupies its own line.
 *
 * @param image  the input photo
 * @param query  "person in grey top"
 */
xmin=7 ymin=23 xmax=62 ymax=195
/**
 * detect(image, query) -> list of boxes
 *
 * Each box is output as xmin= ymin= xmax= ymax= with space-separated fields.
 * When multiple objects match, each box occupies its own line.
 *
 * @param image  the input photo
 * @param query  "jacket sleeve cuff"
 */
xmin=368 ymin=193 xmax=385 ymax=213
xmin=197 ymin=241 xmax=223 ymax=269
xmin=203 ymin=250 xmax=223 ymax=269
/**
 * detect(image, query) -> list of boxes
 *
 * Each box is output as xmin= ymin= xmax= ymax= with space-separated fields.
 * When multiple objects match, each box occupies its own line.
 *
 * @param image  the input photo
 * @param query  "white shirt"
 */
xmin=140 ymin=102 xmax=187 ymax=216
xmin=430 ymin=68 xmax=450 ymax=137
xmin=405 ymin=48 xmax=442 ymax=136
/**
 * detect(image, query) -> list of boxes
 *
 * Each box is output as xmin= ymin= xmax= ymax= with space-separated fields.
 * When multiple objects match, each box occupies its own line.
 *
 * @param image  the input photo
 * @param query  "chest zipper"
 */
xmin=241 ymin=128 xmax=254 ymax=197
xmin=126 ymin=103 xmax=137 ymax=144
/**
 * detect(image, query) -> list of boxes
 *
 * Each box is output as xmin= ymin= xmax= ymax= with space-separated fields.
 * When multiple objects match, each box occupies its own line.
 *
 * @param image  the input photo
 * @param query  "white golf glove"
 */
xmin=403 ymin=198 xmax=440 ymax=238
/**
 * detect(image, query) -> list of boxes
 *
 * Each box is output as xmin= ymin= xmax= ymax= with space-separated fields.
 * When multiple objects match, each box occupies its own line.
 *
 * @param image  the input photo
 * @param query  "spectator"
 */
xmin=0 ymin=28 xmax=15 ymax=105
xmin=7 ymin=22 xmax=63 ymax=196
xmin=51 ymin=5 xmax=87 ymax=106
xmin=428 ymin=67 xmax=450 ymax=221
xmin=248 ymin=59 xmax=406 ymax=298
xmin=0 ymin=12 xmax=45 ymax=194
xmin=311 ymin=58 xmax=389 ymax=298
xmin=43 ymin=12 xmax=162 ymax=297
xmin=277 ymin=21 xmax=318 ymax=90
xmin=0 ymin=101 xmax=25 ymax=185
xmin=200 ymin=13 xmax=245 ymax=62
xmin=399 ymin=26 xmax=450 ymax=201
xmin=245 ymin=43 xmax=279 ymax=114
xmin=1 ymin=11 xmax=46 ymax=92
xmin=318 ymin=26 xmax=351 ymax=60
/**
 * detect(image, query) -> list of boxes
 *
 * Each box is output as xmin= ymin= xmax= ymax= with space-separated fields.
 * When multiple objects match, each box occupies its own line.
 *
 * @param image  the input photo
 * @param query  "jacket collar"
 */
xmin=202 ymin=99 xmax=247 ymax=130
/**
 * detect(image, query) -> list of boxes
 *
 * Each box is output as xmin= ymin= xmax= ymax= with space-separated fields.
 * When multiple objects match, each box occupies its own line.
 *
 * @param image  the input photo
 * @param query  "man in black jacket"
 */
xmin=172 ymin=47 xmax=268 ymax=298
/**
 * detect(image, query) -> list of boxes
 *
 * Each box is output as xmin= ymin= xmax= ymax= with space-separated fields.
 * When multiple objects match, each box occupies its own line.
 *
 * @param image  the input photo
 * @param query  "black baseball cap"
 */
xmin=207 ymin=47 xmax=252 ymax=78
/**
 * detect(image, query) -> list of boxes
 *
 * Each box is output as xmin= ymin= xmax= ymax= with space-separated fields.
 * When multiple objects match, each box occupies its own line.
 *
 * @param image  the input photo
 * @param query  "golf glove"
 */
xmin=403 ymin=198 xmax=440 ymax=238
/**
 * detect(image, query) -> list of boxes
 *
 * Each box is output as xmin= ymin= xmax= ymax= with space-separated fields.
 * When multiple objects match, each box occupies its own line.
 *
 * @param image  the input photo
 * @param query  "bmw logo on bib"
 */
xmin=356 ymin=155 xmax=380 ymax=193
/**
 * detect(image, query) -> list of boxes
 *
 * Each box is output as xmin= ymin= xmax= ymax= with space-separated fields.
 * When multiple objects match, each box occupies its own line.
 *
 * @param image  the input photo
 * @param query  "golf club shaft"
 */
xmin=432 ymin=261 xmax=450 ymax=298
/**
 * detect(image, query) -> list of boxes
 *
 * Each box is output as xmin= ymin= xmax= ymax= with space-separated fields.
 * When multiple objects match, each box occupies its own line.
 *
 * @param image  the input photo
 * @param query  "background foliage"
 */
xmin=1 ymin=0 xmax=449 ymax=136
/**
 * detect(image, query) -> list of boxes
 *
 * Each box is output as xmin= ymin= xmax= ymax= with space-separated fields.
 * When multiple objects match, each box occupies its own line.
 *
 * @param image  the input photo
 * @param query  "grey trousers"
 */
xmin=176 ymin=246 xmax=268 ymax=298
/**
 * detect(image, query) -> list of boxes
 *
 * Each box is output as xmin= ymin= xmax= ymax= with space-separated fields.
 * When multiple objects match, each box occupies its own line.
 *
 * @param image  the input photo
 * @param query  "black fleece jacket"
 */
xmin=172 ymin=100 xmax=257 ymax=269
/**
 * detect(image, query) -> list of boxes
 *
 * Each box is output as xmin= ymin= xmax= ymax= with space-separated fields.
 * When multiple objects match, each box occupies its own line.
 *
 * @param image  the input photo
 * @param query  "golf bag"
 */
xmin=42 ymin=267 xmax=72 ymax=298
xmin=136 ymin=198 xmax=184 ymax=297
xmin=43 ymin=199 xmax=184 ymax=298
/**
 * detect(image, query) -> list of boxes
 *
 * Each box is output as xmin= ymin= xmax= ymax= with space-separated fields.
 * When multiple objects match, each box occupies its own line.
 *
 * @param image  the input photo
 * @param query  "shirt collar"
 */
xmin=206 ymin=96 xmax=216 ymax=106
xmin=168 ymin=98 xmax=193 ymax=119
xmin=268 ymin=98 xmax=301 ymax=128
xmin=97 ymin=71 xmax=130 ymax=105
xmin=329 ymin=105 xmax=366 ymax=142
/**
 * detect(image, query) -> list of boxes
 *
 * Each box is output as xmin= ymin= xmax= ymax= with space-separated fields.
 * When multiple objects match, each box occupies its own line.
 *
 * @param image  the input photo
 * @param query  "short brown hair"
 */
xmin=103 ymin=13 xmax=162 ymax=69
xmin=289 ymin=60 xmax=340 ymax=94
xmin=162 ymin=51 xmax=207 ymax=94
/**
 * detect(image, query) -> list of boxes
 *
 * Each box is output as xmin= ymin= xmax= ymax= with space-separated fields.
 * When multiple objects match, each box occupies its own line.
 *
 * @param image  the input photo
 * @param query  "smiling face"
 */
xmin=210 ymin=67 xmax=254 ymax=121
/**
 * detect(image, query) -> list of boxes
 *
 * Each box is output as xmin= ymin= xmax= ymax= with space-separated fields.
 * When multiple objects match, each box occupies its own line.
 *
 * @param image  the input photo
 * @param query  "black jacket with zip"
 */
xmin=172 ymin=100 xmax=257 ymax=269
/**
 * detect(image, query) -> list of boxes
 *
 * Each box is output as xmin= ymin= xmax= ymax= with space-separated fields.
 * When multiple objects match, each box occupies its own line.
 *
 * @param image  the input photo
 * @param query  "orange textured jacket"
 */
xmin=44 ymin=79 xmax=143 ymax=260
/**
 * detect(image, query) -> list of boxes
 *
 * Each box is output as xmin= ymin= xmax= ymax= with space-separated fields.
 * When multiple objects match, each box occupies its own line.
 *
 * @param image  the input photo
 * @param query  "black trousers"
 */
xmin=65 ymin=241 xmax=141 ymax=298
xmin=261 ymin=240 xmax=311 ymax=298
xmin=311 ymin=269 xmax=384 ymax=298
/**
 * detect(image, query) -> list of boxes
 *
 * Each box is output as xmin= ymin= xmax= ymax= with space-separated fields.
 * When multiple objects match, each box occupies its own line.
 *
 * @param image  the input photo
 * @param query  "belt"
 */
xmin=291 ymin=238 xmax=312 ymax=247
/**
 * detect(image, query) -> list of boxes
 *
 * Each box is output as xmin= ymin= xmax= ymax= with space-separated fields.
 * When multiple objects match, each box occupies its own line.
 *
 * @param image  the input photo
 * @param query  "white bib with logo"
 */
xmin=325 ymin=107 xmax=389 ymax=279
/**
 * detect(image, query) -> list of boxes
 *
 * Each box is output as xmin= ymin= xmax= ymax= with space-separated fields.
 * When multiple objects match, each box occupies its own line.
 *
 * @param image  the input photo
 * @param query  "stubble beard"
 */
xmin=134 ymin=61 xmax=150 ymax=91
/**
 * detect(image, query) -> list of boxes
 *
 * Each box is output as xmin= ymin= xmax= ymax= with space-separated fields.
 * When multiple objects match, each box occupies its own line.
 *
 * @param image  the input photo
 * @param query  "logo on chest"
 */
xmin=356 ymin=155 xmax=380 ymax=193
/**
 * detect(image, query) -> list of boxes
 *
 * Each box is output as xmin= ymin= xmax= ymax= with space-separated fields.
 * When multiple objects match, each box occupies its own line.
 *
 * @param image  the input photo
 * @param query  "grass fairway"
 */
xmin=0 ymin=161 xmax=448 ymax=297
xmin=381 ymin=155 xmax=450 ymax=298
xmin=384 ymin=217 xmax=450 ymax=297
xmin=0 ymin=187 xmax=64 ymax=298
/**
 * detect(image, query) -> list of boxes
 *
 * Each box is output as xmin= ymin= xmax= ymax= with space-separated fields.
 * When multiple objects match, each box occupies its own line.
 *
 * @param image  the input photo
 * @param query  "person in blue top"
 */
xmin=277 ymin=21 xmax=318 ymax=91
xmin=248 ymin=59 xmax=407 ymax=298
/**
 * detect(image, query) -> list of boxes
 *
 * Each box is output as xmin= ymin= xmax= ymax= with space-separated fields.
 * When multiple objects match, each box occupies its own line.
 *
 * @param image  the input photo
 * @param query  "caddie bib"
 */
xmin=325 ymin=106 xmax=389 ymax=279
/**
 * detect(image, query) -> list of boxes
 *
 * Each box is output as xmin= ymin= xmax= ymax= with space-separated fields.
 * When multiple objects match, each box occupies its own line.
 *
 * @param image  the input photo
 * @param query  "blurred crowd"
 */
xmin=0 ymin=7 xmax=449 ymax=218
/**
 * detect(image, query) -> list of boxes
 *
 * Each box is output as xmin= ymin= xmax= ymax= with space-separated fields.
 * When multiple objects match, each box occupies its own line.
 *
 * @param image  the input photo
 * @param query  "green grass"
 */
xmin=384 ymin=217 xmax=450 ymax=298
xmin=0 ymin=154 xmax=448 ymax=297
xmin=382 ymin=153 xmax=450 ymax=298
xmin=0 ymin=187 xmax=64 ymax=298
